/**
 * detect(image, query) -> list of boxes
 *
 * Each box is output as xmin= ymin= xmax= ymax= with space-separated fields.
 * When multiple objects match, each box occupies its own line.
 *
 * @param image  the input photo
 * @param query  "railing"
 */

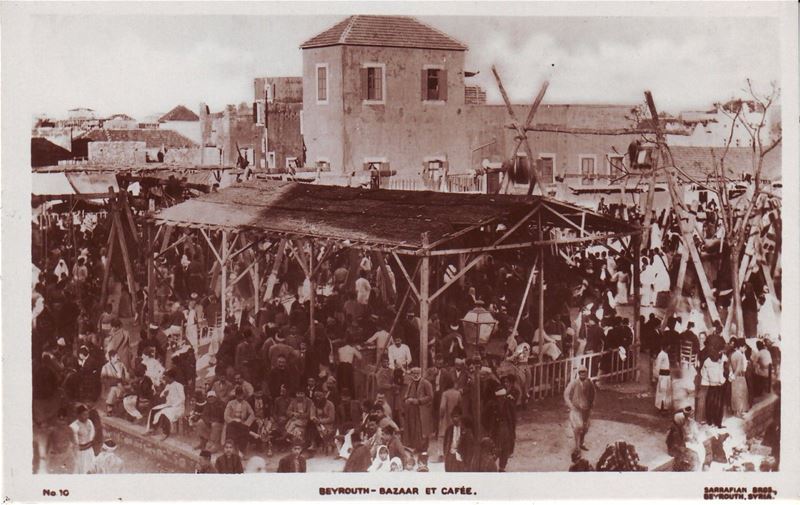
xmin=528 ymin=345 xmax=640 ymax=401
xmin=380 ymin=174 xmax=486 ymax=193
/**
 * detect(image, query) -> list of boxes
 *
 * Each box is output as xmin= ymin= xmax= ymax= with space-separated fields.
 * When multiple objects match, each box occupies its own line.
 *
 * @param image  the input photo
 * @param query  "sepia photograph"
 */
xmin=3 ymin=0 xmax=799 ymax=501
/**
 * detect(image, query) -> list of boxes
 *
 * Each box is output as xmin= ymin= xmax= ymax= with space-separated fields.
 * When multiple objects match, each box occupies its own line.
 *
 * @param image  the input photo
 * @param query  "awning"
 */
xmin=32 ymin=173 xmax=75 ymax=196
xmin=66 ymin=172 xmax=119 ymax=194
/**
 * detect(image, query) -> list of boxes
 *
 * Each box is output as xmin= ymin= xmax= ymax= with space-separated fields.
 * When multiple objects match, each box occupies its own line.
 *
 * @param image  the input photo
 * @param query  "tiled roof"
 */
xmin=159 ymin=105 xmax=199 ymax=122
xmin=669 ymin=145 xmax=781 ymax=180
xmin=82 ymin=129 xmax=197 ymax=149
xmin=300 ymin=15 xmax=467 ymax=51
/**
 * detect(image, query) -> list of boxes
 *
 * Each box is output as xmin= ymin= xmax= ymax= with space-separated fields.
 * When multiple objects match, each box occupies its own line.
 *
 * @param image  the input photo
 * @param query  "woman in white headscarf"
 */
xmin=389 ymin=456 xmax=404 ymax=472
xmin=368 ymin=445 xmax=391 ymax=472
xmin=54 ymin=258 xmax=70 ymax=280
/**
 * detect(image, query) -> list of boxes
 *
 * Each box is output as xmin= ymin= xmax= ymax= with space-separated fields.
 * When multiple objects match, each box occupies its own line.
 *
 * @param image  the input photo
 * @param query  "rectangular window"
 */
xmin=367 ymin=67 xmax=382 ymax=101
xmin=422 ymin=67 xmax=448 ymax=102
xmin=608 ymin=155 xmax=624 ymax=176
xmin=538 ymin=155 xmax=554 ymax=183
xmin=286 ymin=156 xmax=298 ymax=169
xmin=580 ymin=156 xmax=596 ymax=185
xmin=316 ymin=64 xmax=328 ymax=104
xmin=427 ymin=69 xmax=440 ymax=100
xmin=361 ymin=64 xmax=386 ymax=104
xmin=267 ymin=152 xmax=276 ymax=169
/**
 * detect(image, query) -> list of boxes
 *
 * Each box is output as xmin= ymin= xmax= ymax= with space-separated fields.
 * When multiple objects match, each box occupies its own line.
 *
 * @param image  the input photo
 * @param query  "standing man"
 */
xmin=70 ymin=404 xmax=96 ymax=474
xmin=653 ymin=343 xmax=673 ymax=412
xmin=563 ymin=366 xmax=595 ymax=453
xmin=387 ymin=336 xmax=412 ymax=371
xmin=484 ymin=386 xmax=516 ymax=472
xmin=403 ymin=366 xmax=433 ymax=454
xmin=442 ymin=407 xmax=473 ymax=472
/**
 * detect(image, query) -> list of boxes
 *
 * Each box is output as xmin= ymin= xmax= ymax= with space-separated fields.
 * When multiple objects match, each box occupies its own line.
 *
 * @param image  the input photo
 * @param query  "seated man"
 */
xmin=100 ymin=350 xmax=130 ymax=416
xmin=285 ymin=388 xmax=313 ymax=446
xmin=224 ymin=387 xmax=255 ymax=452
xmin=190 ymin=390 xmax=225 ymax=452
xmin=122 ymin=364 xmax=155 ymax=422
xmin=145 ymin=369 xmax=186 ymax=440
xmin=310 ymin=389 xmax=336 ymax=452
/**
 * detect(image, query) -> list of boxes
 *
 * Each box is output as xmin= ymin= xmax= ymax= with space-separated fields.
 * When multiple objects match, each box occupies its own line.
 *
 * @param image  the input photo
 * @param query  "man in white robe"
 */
xmin=653 ymin=344 xmax=673 ymax=411
xmin=146 ymin=370 xmax=185 ymax=440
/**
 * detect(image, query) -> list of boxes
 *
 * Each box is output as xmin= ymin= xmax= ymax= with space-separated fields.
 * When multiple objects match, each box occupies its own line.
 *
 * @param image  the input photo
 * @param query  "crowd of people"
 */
xmin=31 ymin=182 xmax=780 ymax=474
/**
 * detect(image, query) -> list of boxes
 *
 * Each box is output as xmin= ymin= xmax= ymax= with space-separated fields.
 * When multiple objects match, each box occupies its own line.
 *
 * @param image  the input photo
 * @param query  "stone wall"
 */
xmin=164 ymin=147 xmax=202 ymax=165
xmin=88 ymin=141 xmax=147 ymax=165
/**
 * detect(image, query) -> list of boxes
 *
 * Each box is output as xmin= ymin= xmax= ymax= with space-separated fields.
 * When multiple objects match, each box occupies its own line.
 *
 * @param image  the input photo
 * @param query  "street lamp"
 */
xmin=461 ymin=301 xmax=498 ymax=355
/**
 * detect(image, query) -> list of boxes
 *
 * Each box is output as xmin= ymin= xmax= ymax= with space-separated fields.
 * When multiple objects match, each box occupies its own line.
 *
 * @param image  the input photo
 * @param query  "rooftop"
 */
xmin=80 ymin=129 xmax=198 ymax=149
xmin=153 ymin=180 xmax=635 ymax=251
xmin=300 ymin=15 xmax=467 ymax=52
xmin=159 ymin=105 xmax=200 ymax=122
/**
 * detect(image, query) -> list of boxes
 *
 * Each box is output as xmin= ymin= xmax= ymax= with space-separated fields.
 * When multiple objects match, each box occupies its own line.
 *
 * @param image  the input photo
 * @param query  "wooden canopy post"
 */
xmin=99 ymin=204 xmax=118 ymax=308
xmin=221 ymin=230 xmax=229 ymax=331
xmin=110 ymin=189 xmax=137 ymax=317
xmin=146 ymin=220 xmax=155 ymax=324
xmin=308 ymin=240 xmax=316 ymax=345
xmin=511 ymin=249 xmax=537 ymax=340
xmin=264 ymin=238 xmax=287 ymax=301
xmin=632 ymin=233 xmax=642 ymax=347
xmin=644 ymin=91 xmax=720 ymax=324
xmin=419 ymin=233 xmax=431 ymax=371
xmin=537 ymin=215 xmax=545 ymax=360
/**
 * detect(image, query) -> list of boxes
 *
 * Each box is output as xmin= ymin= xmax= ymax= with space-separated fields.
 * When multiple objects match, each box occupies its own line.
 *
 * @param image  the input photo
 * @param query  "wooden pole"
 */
xmin=511 ymin=250 xmax=538 ymax=340
xmin=112 ymin=201 xmax=138 ymax=317
xmin=632 ymin=233 xmax=642 ymax=347
xmin=308 ymin=240 xmax=316 ymax=345
xmin=99 ymin=211 xmax=118 ymax=308
xmin=221 ymin=230 xmax=228 ymax=331
xmin=537 ymin=216 xmax=545 ymax=361
xmin=146 ymin=220 xmax=155 ymax=324
xmin=264 ymin=238 xmax=287 ymax=301
xmin=419 ymin=232 xmax=431 ymax=371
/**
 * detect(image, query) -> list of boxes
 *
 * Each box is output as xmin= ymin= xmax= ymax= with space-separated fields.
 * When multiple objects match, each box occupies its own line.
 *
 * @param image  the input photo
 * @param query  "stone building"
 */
xmin=297 ymin=15 xmax=649 ymax=189
xmin=253 ymin=77 xmax=304 ymax=170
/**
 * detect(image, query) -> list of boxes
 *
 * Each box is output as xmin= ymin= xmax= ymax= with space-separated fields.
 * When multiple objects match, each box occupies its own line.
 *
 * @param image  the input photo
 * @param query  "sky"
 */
xmin=29 ymin=13 xmax=781 ymax=120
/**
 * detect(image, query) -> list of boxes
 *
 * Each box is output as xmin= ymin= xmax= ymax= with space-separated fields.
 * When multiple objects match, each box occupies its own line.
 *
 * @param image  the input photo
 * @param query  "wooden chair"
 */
xmin=679 ymin=341 xmax=696 ymax=369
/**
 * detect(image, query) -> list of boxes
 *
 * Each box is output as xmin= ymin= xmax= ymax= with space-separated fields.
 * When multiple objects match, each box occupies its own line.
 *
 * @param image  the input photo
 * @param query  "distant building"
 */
xmin=74 ymin=129 xmax=198 ymax=165
xmin=297 ymin=15 xmax=659 ymax=188
xmin=199 ymin=103 xmax=260 ymax=167
xmin=253 ymin=77 xmax=304 ymax=170
xmin=159 ymin=105 xmax=202 ymax=145
xmin=31 ymin=137 xmax=73 ymax=167
xmin=104 ymin=113 xmax=138 ymax=130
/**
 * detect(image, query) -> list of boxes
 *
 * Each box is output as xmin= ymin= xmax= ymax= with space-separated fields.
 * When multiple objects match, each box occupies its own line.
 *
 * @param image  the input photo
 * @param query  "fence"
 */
xmin=527 ymin=345 xmax=640 ymax=401
xmin=380 ymin=174 xmax=486 ymax=193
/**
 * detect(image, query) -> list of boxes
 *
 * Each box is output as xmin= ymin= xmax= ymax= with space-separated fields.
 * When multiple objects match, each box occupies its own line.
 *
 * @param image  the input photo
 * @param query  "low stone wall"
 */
xmin=102 ymin=416 xmax=199 ymax=473
xmin=648 ymin=393 xmax=779 ymax=471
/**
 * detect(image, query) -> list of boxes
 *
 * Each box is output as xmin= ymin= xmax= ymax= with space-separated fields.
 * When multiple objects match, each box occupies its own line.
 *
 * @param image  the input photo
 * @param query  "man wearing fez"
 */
xmin=404 ymin=366 xmax=433 ymax=454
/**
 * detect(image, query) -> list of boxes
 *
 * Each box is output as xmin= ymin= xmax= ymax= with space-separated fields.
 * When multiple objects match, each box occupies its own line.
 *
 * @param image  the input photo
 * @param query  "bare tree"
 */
xmin=703 ymin=80 xmax=781 ymax=335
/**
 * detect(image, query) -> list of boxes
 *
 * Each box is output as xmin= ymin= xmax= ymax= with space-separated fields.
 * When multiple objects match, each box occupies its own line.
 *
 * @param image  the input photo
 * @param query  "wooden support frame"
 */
xmin=264 ymin=238 xmax=288 ymax=301
xmin=392 ymin=252 xmax=421 ymax=301
xmin=419 ymin=233 xmax=431 ymax=371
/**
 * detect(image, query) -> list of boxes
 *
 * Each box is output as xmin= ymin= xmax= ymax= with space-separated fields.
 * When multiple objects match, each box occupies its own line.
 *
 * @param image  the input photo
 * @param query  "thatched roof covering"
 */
xmin=152 ymin=180 xmax=636 ymax=251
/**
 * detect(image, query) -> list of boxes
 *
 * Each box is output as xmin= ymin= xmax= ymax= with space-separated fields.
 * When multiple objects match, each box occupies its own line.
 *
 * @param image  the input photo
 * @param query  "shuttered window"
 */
xmin=421 ymin=68 xmax=448 ymax=101
xmin=316 ymin=64 xmax=328 ymax=103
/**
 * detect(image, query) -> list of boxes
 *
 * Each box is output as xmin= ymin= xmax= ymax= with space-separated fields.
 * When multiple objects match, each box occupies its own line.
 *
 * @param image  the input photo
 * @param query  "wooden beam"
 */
xmin=220 ymin=230 xmax=229 ymax=331
xmin=374 ymin=251 xmax=397 ymax=303
xmin=510 ymin=251 xmax=537 ymax=340
xmin=429 ymin=241 xmax=534 ymax=256
xmin=154 ymin=234 xmax=189 ymax=260
xmin=508 ymin=124 xmax=688 ymax=136
xmin=200 ymin=229 xmax=224 ymax=266
xmin=424 ymin=217 xmax=498 ymax=250
xmin=112 ymin=202 xmax=138 ymax=316
xmin=537 ymin=215 xmax=545 ymax=360
xmin=532 ymin=231 xmax=638 ymax=247
xmin=119 ymin=190 xmax=139 ymax=247
xmin=159 ymin=225 xmax=174 ymax=254
xmin=392 ymin=252 xmax=421 ymax=301
xmin=264 ymin=239 xmax=287 ymax=301
xmin=632 ymin=233 xmax=642 ymax=348
xmin=99 ymin=211 xmax=118 ymax=308
xmin=146 ymin=221 xmax=155 ymax=324
xmin=419 ymin=233 xmax=431 ymax=371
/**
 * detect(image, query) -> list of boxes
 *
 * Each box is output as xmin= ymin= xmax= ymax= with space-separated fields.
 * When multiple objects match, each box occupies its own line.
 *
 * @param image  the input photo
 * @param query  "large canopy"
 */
xmin=153 ymin=180 xmax=637 ymax=252
xmin=32 ymin=172 xmax=118 ymax=199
